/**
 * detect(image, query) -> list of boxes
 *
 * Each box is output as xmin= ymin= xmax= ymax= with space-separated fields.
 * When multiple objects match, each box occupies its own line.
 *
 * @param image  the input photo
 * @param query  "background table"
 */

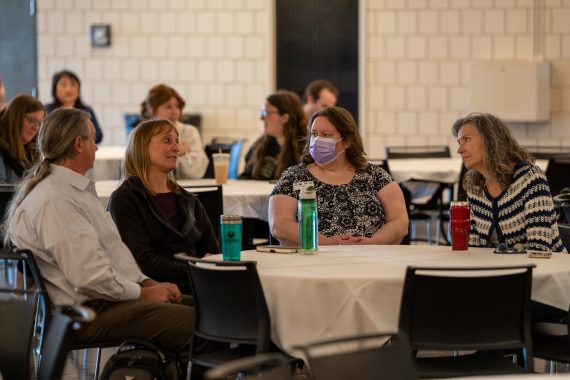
xmin=96 ymin=179 xmax=275 ymax=222
xmin=89 ymin=146 xmax=126 ymax=181
xmin=233 ymin=245 xmax=570 ymax=354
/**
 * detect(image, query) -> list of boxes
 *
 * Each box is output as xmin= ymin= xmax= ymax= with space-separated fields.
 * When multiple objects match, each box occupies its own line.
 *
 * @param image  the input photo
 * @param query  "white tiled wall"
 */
xmin=37 ymin=0 xmax=570 ymax=162
xmin=363 ymin=0 xmax=570 ymax=159
xmin=36 ymin=0 xmax=273 ymax=151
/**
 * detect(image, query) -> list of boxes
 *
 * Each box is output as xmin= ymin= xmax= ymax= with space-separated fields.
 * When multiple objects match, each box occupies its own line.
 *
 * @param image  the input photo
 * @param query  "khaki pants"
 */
xmin=76 ymin=299 xmax=194 ymax=354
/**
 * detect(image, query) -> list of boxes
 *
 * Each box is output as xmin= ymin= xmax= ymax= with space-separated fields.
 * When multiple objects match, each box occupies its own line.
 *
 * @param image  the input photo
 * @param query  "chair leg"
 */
xmin=549 ymin=360 xmax=556 ymax=374
xmin=411 ymin=223 xmax=417 ymax=242
xmin=426 ymin=221 xmax=432 ymax=245
xmin=186 ymin=361 xmax=193 ymax=380
xmin=94 ymin=347 xmax=101 ymax=380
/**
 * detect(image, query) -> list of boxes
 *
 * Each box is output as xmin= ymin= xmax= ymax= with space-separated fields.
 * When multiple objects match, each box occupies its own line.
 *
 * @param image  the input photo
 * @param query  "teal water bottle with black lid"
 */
xmin=298 ymin=185 xmax=318 ymax=254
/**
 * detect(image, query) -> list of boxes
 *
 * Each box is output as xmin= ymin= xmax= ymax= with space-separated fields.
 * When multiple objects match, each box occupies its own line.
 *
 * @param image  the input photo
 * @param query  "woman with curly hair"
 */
xmin=0 ymin=94 xmax=44 ymax=183
xmin=453 ymin=112 xmax=566 ymax=253
xmin=239 ymin=90 xmax=307 ymax=180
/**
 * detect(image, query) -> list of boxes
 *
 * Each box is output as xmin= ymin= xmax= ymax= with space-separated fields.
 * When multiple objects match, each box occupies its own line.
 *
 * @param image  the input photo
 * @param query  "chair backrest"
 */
xmin=37 ymin=305 xmax=96 ymax=380
xmin=204 ymin=353 xmax=292 ymax=380
xmin=0 ymin=184 xmax=16 ymax=218
xmin=298 ymin=332 xmax=416 ymax=380
xmin=545 ymin=158 xmax=570 ymax=197
xmin=558 ymin=224 xmax=570 ymax=252
xmin=528 ymin=146 xmax=570 ymax=160
xmin=0 ymin=292 xmax=38 ymax=380
xmin=183 ymin=185 xmax=223 ymax=242
xmin=177 ymin=257 xmax=271 ymax=353
xmin=0 ymin=251 xmax=41 ymax=380
xmin=398 ymin=265 xmax=534 ymax=370
xmin=204 ymin=138 xmax=245 ymax=179
xmin=386 ymin=145 xmax=451 ymax=159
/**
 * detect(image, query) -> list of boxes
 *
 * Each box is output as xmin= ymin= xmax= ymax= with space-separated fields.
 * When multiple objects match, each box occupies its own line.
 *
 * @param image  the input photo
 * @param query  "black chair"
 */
xmin=399 ymin=265 xmax=535 ymax=378
xmin=174 ymin=256 xmax=299 ymax=379
xmin=183 ymin=185 xmax=223 ymax=243
xmin=204 ymin=138 xmax=245 ymax=180
xmin=0 ymin=251 xmax=40 ymax=380
xmin=0 ymin=184 xmax=16 ymax=238
xmin=385 ymin=146 xmax=453 ymax=244
xmin=528 ymin=146 xmax=570 ymax=160
xmin=558 ymin=224 xmax=570 ymax=252
xmin=13 ymin=248 xmax=120 ymax=380
xmin=296 ymin=332 xmax=416 ymax=380
xmin=204 ymin=353 xmax=292 ymax=380
xmin=435 ymin=164 xmax=468 ymax=245
xmin=545 ymin=158 xmax=570 ymax=198
xmin=37 ymin=305 xmax=96 ymax=380
xmin=532 ymin=305 xmax=570 ymax=373
xmin=386 ymin=145 xmax=450 ymax=159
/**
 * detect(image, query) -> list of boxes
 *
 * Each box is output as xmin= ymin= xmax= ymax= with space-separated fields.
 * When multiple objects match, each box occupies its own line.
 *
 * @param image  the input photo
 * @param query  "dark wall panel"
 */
xmin=276 ymin=0 xmax=359 ymax=123
xmin=0 ymin=0 xmax=37 ymax=99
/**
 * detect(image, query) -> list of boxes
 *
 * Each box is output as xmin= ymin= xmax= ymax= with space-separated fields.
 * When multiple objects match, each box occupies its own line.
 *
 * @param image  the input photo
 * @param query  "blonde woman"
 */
xmin=108 ymin=119 xmax=218 ymax=295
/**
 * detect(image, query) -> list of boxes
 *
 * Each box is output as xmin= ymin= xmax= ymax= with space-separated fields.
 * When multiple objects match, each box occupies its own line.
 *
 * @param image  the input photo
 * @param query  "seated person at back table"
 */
xmin=270 ymin=106 xmax=409 ymax=245
xmin=108 ymin=119 xmax=219 ymax=295
xmin=0 ymin=94 xmax=44 ymax=183
xmin=453 ymin=112 xmax=566 ymax=253
xmin=239 ymin=90 xmax=307 ymax=180
xmin=302 ymin=79 xmax=339 ymax=119
xmin=5 ymin=108 xmax=193 ymax=356
xmin=45 ymin=70 xmax=103 ymax=143
xmin=141 ymin=84 xmax=209 ymax=179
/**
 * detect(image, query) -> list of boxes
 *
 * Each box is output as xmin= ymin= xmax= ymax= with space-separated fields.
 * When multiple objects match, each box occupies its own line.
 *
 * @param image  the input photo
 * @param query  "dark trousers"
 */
xmin=77 ymin=298 xmax=194 ymax=354
xmin=532 ymin=301 xmax=567 ymax=323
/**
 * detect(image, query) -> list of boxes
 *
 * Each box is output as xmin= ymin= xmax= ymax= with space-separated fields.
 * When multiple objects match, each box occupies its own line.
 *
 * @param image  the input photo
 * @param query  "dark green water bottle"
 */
xmin=298 ymin=185 xmax=318 ymax=254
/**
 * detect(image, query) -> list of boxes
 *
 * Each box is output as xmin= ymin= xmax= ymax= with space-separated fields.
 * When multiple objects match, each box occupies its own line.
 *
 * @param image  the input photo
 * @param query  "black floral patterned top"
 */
xmin=271 ymin=163 xmax=393 ymax=237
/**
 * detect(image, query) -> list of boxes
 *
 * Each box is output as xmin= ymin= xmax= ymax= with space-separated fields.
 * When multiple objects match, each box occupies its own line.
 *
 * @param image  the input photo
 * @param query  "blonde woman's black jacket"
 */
xmin=108 ymin=176 xmax=219 ymax=294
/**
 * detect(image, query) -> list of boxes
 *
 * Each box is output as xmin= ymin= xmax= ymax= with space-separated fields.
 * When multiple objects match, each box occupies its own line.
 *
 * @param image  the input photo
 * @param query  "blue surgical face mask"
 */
xmin=310 ymin=136 xmax=344 ymax=165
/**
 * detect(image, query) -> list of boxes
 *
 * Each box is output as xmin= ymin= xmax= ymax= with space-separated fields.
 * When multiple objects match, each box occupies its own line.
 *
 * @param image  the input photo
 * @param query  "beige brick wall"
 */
xmin=37 ymin=0 xmax=570 ymax=162
xmin=363 ymin=0 xmax=570 ymax=159
xmin=37 ymin=0 xmax=273 ymax=151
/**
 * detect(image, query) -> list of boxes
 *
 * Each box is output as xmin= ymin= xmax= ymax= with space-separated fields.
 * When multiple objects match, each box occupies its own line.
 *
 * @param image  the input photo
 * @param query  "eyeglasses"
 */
xmin=259 ymin=108 xmax=280 ymax=118
xmin=24 ymin=116 xmax=43 ymax=127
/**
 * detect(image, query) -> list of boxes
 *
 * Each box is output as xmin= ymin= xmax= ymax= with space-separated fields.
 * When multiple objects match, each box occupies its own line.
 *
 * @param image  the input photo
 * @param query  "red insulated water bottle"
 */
xmin=450 ymin=201 xmax=470 ymax=251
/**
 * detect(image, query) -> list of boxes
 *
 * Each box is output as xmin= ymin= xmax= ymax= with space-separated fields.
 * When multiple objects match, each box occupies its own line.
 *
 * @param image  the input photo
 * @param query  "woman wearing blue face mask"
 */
xmin=269 ymin=107 xmax=409 ymax=245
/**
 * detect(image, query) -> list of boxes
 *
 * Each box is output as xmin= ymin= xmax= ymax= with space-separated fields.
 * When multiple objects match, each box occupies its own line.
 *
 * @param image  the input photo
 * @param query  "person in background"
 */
xmin=0 ymin=76 xmax=6 ymax=110
xmin=0 ymin=94 xmax=44 ymax=183
xmin=453 ymin=112 xmax=566 ymax=253
xmin=45 ymin=70 xmax=103 ymax=143
xmin=302 ymin=79 xmax=339 ymax=119
xmin=141 ymin=84 xmax=209 ymax=179
xmin=5 ymin=108 xmax=193 ymax=356
xmin=270 ymin=106 xmax=408 ymax=245
xmin=108 ymin=119 xmax=218 ymax=295
xmin=239 ymin=90 xmax=307 ymax=180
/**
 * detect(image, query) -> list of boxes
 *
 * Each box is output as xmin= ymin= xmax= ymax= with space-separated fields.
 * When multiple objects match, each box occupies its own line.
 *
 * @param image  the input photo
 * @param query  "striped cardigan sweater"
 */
xmin=468 ymin=162 xmax=567 ymax=253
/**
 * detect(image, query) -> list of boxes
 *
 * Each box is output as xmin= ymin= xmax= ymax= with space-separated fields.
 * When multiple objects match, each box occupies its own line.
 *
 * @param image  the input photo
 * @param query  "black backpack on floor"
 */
xmin=100 ymin=340 xmax=179 ymax=380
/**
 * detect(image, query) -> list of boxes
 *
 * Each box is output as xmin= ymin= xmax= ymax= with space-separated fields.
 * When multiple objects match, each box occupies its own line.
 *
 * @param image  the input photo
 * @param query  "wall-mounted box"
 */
xmin=469 ymin=62 xmax=550 ymax=122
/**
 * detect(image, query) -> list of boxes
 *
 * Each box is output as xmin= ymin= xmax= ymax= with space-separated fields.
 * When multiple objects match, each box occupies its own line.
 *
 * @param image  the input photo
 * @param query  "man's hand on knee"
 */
xmin=139 ymin=282 xmax=182 ymax=304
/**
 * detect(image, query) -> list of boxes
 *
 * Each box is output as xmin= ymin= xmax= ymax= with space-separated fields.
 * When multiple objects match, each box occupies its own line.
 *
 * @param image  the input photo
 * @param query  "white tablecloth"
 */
xmin=230 ymin=245 xmax=570 ymax=353
xmin=388 ymin=158 xmax=463 ymax=184
xmin=96 ymin=179 xmax=275 ymax=221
